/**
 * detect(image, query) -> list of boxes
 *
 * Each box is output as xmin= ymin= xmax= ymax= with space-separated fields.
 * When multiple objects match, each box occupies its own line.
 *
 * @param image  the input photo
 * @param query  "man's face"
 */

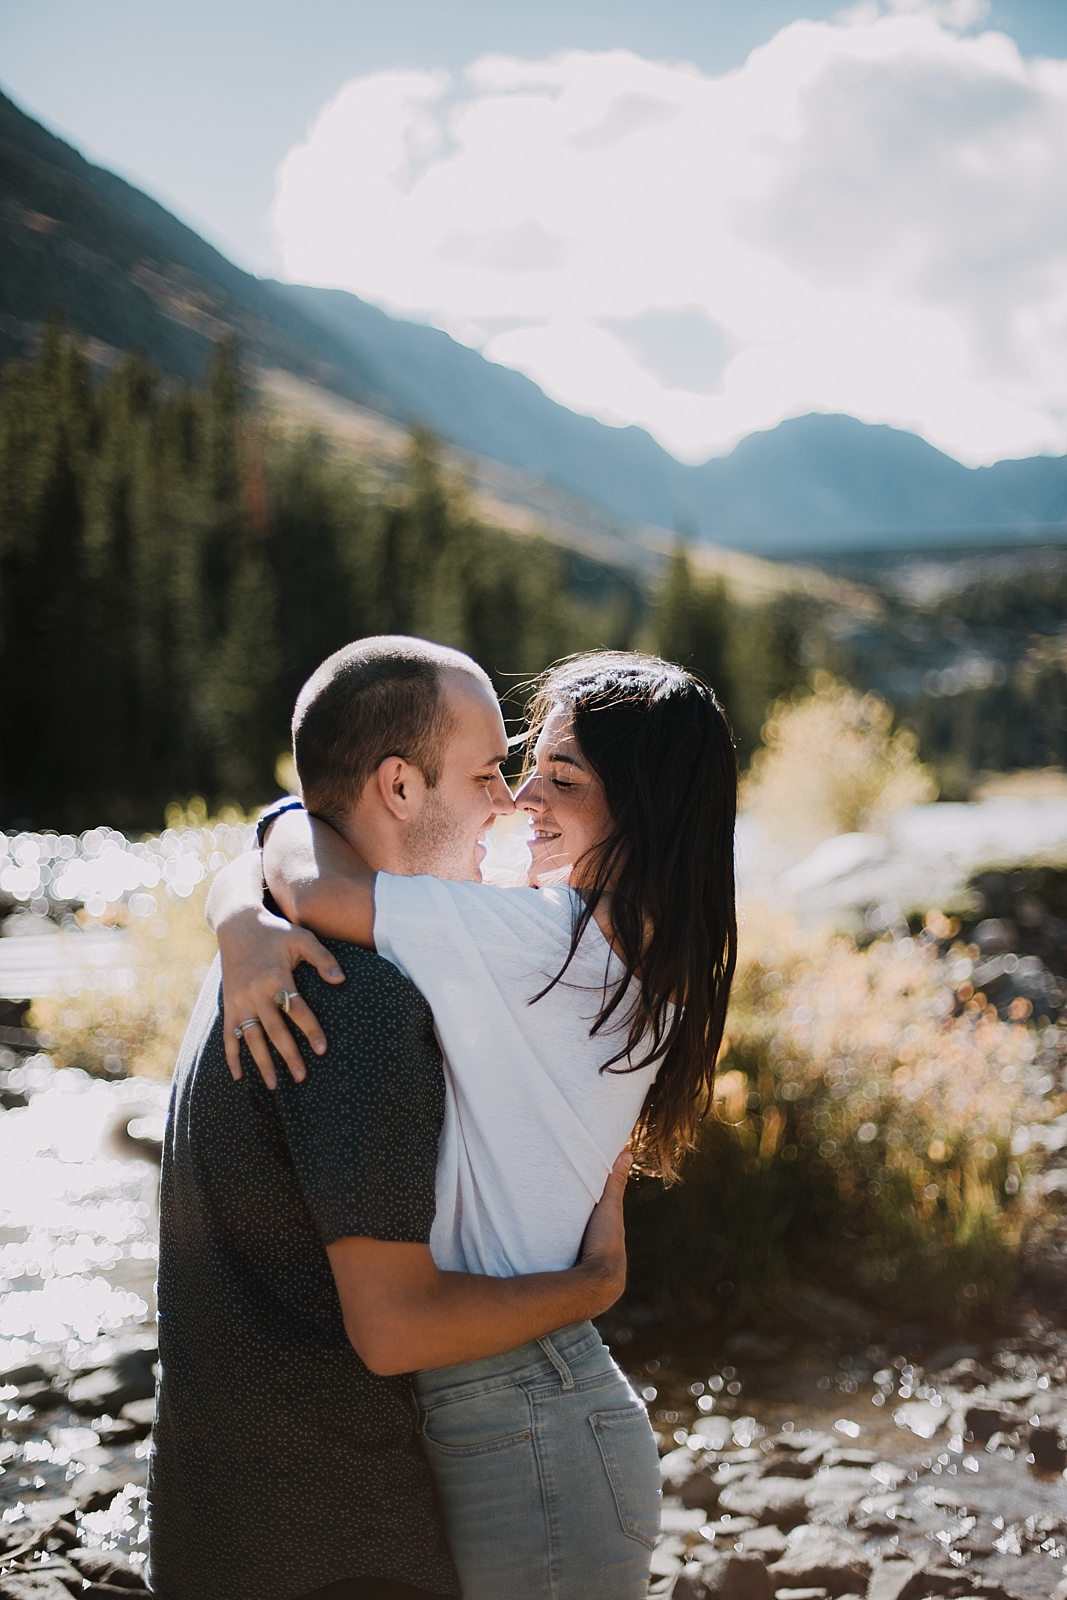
xmin=400 ymin=673 xmax=514 ymax=879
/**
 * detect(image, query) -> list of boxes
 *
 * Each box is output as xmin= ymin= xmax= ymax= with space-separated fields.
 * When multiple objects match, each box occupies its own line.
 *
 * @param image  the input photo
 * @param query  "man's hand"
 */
xmin=575 ymin=1150 xmax=632 ymax=1314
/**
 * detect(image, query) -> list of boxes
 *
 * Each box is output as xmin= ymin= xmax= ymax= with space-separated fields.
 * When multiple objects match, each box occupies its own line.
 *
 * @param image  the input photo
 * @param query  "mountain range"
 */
xmin=2 ymin=85 xmax=1064 ymax=559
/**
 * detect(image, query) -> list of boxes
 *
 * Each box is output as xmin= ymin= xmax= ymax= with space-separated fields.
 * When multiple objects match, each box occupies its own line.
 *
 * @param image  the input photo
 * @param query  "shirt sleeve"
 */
xmin=268 ymin=938 xmax=444 ymax=1247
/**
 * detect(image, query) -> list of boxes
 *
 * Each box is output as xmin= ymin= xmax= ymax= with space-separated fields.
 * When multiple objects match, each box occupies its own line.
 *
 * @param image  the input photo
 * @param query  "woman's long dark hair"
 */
xmin=525 ymin=651 xmax=737 ymax=1183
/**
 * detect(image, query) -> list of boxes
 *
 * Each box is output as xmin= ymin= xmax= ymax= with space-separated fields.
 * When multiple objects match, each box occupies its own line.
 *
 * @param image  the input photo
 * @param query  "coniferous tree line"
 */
xmin=1 ymin=326 xmax=812 ymax=831
xmin=6 ymin=325 xmax=1064 ymax=832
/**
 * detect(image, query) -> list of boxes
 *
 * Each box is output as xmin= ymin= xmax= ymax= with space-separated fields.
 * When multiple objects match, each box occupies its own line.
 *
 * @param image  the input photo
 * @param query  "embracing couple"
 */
xmin=147 ymin=637 xmax=737 ymax=1600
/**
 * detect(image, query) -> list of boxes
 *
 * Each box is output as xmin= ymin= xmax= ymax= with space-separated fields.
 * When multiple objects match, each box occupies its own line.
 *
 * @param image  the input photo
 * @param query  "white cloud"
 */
xmin=273 ymin=4 xmax=1067 ymax=466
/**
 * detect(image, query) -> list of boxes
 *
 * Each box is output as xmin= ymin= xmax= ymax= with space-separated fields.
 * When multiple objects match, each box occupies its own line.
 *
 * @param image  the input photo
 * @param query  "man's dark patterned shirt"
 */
xmin=147 ymin=941 xmax=459 ymax=1600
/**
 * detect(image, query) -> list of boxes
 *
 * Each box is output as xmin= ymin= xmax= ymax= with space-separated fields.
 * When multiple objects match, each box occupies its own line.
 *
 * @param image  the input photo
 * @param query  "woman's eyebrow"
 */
xmin=547 ymin=751 xmax=582 ymax=769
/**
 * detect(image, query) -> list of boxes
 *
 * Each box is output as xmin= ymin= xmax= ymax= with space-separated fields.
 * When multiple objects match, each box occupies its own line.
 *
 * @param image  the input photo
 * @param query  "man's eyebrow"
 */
xmin=479 ymin=750 xmax=509 ymax=769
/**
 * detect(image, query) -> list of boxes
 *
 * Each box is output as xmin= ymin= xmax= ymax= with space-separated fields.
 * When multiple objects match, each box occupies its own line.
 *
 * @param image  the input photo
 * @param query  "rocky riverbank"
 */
xmin=641 ymin=1329 xmax=1067 ymax=1600
xmin=3 ymin=1067 xmax=1067 ymax=1600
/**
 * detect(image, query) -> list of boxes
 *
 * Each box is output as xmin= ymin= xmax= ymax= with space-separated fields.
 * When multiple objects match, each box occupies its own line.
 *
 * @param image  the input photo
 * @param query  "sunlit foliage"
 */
xmin=626 ymin=909 xmax=1060 ymax=1328
xmin=744 ymin=671 xmax=938 ymax=853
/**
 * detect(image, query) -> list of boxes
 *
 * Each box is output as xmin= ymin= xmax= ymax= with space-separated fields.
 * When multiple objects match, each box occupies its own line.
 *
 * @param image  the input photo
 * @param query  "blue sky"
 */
xmin=3 ymin=1 xmax=1067 ymax=465
xmin=3 ymin=0 xmax=1063 ymax=275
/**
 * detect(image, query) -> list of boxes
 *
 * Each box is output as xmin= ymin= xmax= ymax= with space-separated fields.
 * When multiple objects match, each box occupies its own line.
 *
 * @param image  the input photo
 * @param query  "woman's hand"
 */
xmin=209 ymin=854 xmax=344 ymax=1089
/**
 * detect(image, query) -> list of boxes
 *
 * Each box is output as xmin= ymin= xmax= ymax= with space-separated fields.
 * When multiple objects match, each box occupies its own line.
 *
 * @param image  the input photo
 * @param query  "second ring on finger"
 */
xmin=234 ymin=1018 xmax=262 ymax=1040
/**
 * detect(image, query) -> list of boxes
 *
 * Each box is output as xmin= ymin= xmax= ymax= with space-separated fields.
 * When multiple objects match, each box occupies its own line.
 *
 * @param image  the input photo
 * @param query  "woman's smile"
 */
xmin=514 ymin=707 xmax=613 ymax=886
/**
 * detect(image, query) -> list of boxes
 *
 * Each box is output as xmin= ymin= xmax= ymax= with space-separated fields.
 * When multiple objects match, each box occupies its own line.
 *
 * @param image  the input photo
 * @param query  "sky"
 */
xmin=4 ymin=0 xmax=1067 ymax=466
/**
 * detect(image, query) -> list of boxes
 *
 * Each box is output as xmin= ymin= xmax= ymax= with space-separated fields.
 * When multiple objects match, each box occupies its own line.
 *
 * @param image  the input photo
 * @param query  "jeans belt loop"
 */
xmin=537 ymin=1334 xmax=575 ymax=1390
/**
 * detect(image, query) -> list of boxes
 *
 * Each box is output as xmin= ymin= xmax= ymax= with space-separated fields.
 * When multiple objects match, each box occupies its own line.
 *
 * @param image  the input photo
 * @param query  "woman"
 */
xmin=210 ymin=650 xmax=737 ymax=1600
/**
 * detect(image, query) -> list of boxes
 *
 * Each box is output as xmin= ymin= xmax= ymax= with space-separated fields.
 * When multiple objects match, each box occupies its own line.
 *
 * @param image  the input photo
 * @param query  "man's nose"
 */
xmin=489 ymin=772 xmax=516 ymax=815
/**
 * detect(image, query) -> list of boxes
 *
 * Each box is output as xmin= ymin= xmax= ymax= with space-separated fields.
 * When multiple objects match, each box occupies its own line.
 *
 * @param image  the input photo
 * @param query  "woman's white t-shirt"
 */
xmin=373 ymin=875 xmax=658 ymax=1279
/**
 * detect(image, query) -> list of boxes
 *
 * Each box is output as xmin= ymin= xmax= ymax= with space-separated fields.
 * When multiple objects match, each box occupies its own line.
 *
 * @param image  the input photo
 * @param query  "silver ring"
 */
xmin=274 ymin=989 xmax=299 ymax=1016
xmin=234 ymin=1018 xmax=261 ymax=1039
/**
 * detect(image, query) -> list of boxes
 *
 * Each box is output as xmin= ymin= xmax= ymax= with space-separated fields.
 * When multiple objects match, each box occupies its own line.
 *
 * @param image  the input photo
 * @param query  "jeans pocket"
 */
xmin=421 ymin=1391 xmax=534 ymax=1458
xmin=589 ymin=1405 xmax=661 ymax=1550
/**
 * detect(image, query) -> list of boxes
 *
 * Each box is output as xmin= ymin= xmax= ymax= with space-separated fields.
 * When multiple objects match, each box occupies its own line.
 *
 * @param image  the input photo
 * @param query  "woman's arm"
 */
xmin=207 ymin=849 xmax=345 ymax=1088
xmin=261 ymin=808 xmax=376 ymax=942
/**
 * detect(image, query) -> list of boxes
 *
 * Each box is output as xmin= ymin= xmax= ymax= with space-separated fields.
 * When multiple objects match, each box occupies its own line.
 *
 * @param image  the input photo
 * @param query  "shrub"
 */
xmin=744 ymin=672 xmax=937 ymax=855
xmin=625 ymin=909 xmax=1057 ymax=1330
xmin=26 ymin=801 xmax=251 ymax=1079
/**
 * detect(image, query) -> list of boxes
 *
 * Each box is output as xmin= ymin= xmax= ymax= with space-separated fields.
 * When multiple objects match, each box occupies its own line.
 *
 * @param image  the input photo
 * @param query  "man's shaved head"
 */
xmin=292 ymin=636 xmax=493 ymax=826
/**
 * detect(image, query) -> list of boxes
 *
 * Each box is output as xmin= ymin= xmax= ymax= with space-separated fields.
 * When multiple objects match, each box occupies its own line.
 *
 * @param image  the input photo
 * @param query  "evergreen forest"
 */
xmin=4 ymin=325 xmax=1067 ymax=833
xmin=0 ymin=327 xmax=810 ymax=830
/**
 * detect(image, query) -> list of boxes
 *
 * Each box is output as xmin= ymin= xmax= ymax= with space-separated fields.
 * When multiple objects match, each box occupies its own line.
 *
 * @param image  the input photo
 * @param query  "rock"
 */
xmin=119 ymin=1398 xmax=155 ymax=1429
xmin=661 ymin=1447 xmax=723 ymax=1513
xmin=865 ymin=1563 xmax=918 ymax=1600
xmin=735 ymin=1524 xmax=788 ymax=1560
xmin=672 ymin=1573 xmax=709 ymax=1600
xmin=72 ymin=1467 xmax=144 ymax=1514
xmin=1028 ymin=1423 xmax=1067 ymax=1471
xmin=718 ymin=1477 xmax=809 ymax=1529
xmin=68 ymin=1549 xmax=148 ymax=1589
xmin=795 ymin=1436 xmax=837 ymax=1466
xmin=700 ymin=1552 xmax=775 ymax=1599
xmin=939 ymin=1357 xmax=993 ymax=1391
xmin=878 ymin=1570 xmax=991 ymax=1599
xmin=662 ymin=1446 xmax=701 ymax=1484
xmin=758 ymin=1454 xmax=814 ymax=1480
xmin=964 ymin=1405 xmax=1014 ymax=1444
xmin=67 ymin=1348 xmax=157 ymax=1415
xmin=893 ymin=1400 xmax=948 ymax=1439
xmin=662 ymin=1508 xmax=711 ymax=1536
xmin=0 ymin=1576 xmax=80 ymax=1600
xmin=94 ymin=1417 xmax=139 ymax=1446
xmin=802 ymin=1467 xmax=872 ymax=1512
xmin=768 ymin=1526 xmax=871 ymax=1597
xmin=0 ymin=1362 xmax=51 ymax=1387
xmin=680 ymin=1469 xmax=723 ymax=1513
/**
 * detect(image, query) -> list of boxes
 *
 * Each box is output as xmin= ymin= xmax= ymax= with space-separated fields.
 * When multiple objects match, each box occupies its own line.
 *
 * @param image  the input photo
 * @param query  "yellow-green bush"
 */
xmin=28 ymin=801 xmax=248 ymax=1079
xmin=744 ymin=672 xmax=937 ymax=854
xmin=625 ymin=910 xmax=1057 ymax=1328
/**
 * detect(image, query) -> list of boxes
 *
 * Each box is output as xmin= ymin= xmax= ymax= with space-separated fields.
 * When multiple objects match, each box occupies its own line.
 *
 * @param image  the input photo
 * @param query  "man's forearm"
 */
xmin=328 ymin=1239 xmax=623 ymax=1377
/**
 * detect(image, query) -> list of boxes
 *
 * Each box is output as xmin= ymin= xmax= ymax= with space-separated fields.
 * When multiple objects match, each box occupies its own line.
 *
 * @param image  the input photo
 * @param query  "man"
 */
xmin=148 ymin=637 xmax=629 ymax=1600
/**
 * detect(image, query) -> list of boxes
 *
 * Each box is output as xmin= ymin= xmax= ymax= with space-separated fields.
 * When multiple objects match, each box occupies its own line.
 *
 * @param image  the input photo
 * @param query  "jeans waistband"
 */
xmin=412 ymin=1320 xmax=602 ymax=1403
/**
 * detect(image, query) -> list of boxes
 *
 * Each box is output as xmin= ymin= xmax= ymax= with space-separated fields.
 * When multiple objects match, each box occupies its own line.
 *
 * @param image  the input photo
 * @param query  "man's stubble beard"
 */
xmin=401 ymin=787 xmax=481 ymax=881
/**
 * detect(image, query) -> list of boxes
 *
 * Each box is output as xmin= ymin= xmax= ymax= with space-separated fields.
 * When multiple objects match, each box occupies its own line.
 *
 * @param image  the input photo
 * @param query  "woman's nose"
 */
xmin=513 ymin=774 xmax=543 ymax=811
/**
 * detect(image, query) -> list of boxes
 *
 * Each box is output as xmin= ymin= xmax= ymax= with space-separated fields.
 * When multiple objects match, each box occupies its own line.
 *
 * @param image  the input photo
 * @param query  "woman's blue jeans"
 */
xmin=412 ymin=1321 xmax=660 ymax=1600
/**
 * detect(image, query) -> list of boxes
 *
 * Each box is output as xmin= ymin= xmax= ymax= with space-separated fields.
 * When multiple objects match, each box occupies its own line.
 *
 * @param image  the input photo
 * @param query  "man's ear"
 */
xmin=375 ymin=756 xmax=427 ymax=822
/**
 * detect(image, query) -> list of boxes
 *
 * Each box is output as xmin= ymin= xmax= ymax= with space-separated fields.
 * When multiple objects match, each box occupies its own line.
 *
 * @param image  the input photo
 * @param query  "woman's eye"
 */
xmin=551 ymin=778 xmax=574 ymax=790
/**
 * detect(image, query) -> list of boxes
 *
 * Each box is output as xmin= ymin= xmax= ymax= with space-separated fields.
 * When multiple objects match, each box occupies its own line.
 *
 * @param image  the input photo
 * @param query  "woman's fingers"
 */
xmin=241 ymin=1017 xmax=280 ymax=1092
xmin=293 ymin=929 xmax=345 ymax=986
xmin=285 ymin=994 xmax=327 ymax=1058
xmin=223 ymin=1000 xmax=244 ymax=1082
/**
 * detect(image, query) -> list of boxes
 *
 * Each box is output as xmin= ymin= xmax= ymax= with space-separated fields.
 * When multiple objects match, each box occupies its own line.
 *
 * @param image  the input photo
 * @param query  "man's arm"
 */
xmin=327 ymin=1153 xmax=631 ymax=1375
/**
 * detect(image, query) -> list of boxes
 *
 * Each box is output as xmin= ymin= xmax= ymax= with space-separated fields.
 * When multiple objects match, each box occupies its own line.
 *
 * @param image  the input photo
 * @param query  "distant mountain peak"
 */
xmin=2 ymin=86 xmax=1064 ymax=558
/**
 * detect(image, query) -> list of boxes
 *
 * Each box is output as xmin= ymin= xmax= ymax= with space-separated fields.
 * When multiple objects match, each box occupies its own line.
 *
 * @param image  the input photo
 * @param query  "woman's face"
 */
xmin=513 ymin=706 xmax=614 ymax=887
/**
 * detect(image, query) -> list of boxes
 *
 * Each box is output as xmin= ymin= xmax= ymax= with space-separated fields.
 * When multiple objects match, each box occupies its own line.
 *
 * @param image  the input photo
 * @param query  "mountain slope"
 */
xmin=2 ymin=87 xmax=1065 ymax=557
